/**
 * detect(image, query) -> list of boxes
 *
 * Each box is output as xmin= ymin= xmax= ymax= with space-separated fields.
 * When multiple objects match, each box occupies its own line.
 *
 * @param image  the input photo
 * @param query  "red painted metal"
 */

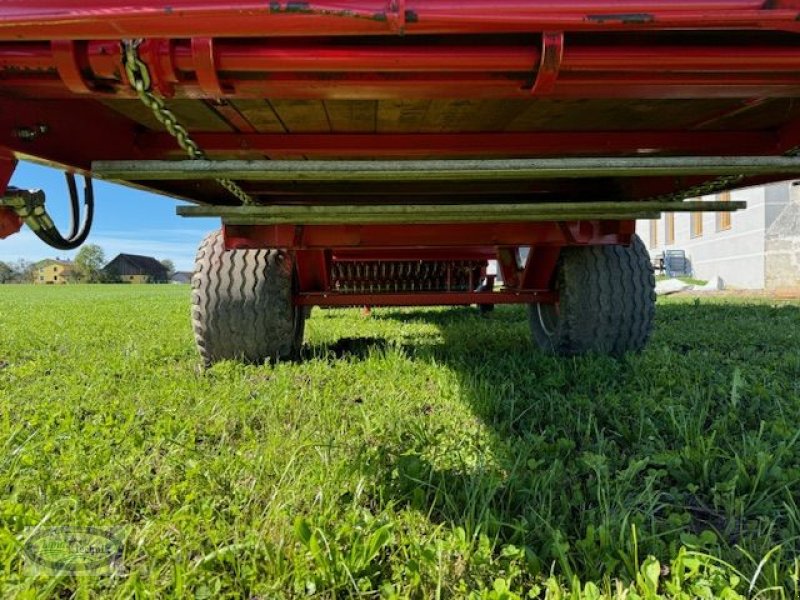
xmin=224 ymin=221 xmax=629 ymax=251
xmin=332 ymin=249 xmax=496 ymax=261
xmin=0 ymin=97 xmax=142 ymax=171
xmin=0 ymin=151 xmax=16 ymax=189
xmin=531 ymin=32 xmax=564 ymax=95
xmin=224 ymin=221 xmax=630 ymax=306
xmin=1 ymin=1 xmax=799 ymax=41
xmin=0 ymin=153 xmax=21 ymax=239
xmin=5 ymin=72 xmax=800 ymax=100
xmin=51 ymin=40 xmax=93 ymax=94
xmin=0 ymin=208 xmax=21 ymax=239
xmin=36 ymin=40 xmax=800 ymax=74
xmin=296 ymin=290 xmax=557 ymax=307
xmin=140 ymin=131 xmax=778 ymax=159
xmin=778 ymin=117 xmax=800 ymax=154
xmin=171 ymin=43 xmax=800 ymax=75
xmin=5 ymin=38 xmax=800 ymax=100
xmin=497 ymin=248 xmax=522 ymax=289
xmin=137 ymin=39 xmax=178 ymax=97
xmin=9 ymin=41 xmax=800 ymax=78
xmin=207 ymin=100 xmax=259 ymax=133
xmin=386 ymin=0 xmax=407 ymax=35
xmin=520 ymin=246 xmax=562 ymax=290
xmin=0 ymin=207 xmax=22 ymax=239
xmin=192 ymin=37 xmax=229 ymax=97
xmin=295 ymin=249 xmax=331 ymax=295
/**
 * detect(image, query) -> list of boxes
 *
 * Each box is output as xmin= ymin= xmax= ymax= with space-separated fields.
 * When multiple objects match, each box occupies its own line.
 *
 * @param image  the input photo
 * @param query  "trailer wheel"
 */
xmin=528 ymin=234 xmax=655 ymax=356
xmin=192 ymin=230 xmax=304 ymax=365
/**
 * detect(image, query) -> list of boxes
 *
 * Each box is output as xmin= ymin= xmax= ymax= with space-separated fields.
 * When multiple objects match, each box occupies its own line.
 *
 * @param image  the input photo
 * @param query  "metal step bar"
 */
xmin=177 ymin=200 xmax=745 ymax=225
xmin=94 ymin=157 xmax=800 ymax=182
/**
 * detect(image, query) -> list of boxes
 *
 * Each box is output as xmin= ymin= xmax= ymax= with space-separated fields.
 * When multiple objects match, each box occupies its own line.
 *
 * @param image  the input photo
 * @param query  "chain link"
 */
xmin=122 ymin=40 xmax=254 ymax=205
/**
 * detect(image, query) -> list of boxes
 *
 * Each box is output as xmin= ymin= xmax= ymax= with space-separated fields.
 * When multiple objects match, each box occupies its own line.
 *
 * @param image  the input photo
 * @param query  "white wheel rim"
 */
xmin=537 ymin=303 xmax=558 ymax=337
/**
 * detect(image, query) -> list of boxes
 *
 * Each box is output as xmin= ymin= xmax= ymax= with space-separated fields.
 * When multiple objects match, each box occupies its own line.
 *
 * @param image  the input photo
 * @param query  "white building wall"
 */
xmin=636 ymin=186 xmax=767 ymax=289
xmin=765 ymin=183 xmax=800 ymax=289
xmin=765 ymin=182 xmax=792 ymax=229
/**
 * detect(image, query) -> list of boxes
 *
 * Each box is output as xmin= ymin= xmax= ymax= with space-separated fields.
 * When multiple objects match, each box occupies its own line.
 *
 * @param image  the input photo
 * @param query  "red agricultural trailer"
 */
xmin=1 ymin=1 xmax=800 ymax=363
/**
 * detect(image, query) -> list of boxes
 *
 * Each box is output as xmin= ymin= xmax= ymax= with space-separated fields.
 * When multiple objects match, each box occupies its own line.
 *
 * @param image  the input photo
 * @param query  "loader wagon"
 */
xmin=1 ymin=1 xmax=800 ymax=363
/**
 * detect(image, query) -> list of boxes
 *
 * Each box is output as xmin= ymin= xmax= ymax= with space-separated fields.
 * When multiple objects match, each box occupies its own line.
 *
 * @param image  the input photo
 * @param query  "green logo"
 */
xmin=23 ymin=526 xmax=123 ymax=575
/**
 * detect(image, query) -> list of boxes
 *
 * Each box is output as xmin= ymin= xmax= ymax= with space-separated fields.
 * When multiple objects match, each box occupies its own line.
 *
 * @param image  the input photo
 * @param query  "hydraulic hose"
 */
xmin=0 ymin=173 xmax=95 ymax=251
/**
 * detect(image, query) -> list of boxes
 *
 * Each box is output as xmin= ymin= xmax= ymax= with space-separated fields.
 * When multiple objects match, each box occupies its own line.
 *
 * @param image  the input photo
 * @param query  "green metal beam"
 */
xmin=95 ymin=157 xmax=800 ymax=182
xmin=177 ymin=200 xmax=745 ymax=225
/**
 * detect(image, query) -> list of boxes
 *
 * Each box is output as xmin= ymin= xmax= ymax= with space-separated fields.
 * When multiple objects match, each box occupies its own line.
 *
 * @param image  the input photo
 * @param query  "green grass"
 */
xmin=1 ymin=285 xmax=799 ymax=598
xmin=654 ymin=276 xmax=708 ymax=286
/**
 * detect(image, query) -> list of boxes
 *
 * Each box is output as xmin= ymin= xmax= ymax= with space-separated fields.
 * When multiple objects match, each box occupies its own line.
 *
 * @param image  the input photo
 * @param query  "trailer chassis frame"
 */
xmin=223 ymin=220 xmax=635 ymax=307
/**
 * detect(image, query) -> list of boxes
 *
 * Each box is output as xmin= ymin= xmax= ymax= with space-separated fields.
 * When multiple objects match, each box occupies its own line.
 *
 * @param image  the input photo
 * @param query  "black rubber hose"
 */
xmin=30 ymin=173 xmax=94 ymax=251
xmin=64 ymin=171 xmax=81 ymax=240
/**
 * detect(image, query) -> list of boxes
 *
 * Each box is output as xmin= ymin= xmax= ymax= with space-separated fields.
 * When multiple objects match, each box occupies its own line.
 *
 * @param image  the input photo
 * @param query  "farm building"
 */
xmin=103 ymin=253 xmax=169 ymax=284
xmin=34 ymin=259 xmax=74 ymax=284
xmin=636 ymin=180 xmax=800 ymax=290
xmin=170 ymin=271 xmax=192 ymax=284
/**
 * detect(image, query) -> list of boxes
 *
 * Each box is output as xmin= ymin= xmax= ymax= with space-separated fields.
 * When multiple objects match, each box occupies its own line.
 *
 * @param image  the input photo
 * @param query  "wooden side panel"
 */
xmin=324 ymin=100 xmax=377 ymax=133
xmin=504 ymin=99 xmax=742 ymax=132
xmin=104 ymin=97 xmax=791 ymax=136
xmin=376 ymin=100 xmax=432 ymax=132
xmin=269 ymin=100 xmax=331 ymax=133
xmin=419 ymin=99 xmax=526 ymax=132
xmin=229 ymin=100 xmax=287 ymax=132
xmin=695 ymin=98 xmax=800 ymax=131
xmin=102 ymin=99 xmax=233 ymax=132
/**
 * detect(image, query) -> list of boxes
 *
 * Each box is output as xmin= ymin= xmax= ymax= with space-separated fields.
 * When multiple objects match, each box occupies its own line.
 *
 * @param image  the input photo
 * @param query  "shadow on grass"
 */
xmin=344 ymin=301 xmax=800 ymax=582
xmin=302 ymin=336 xmax=389 ymax=360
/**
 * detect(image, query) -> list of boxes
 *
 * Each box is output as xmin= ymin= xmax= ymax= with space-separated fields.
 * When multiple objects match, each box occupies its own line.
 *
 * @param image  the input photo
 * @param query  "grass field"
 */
xmin=1 ymin=284 xmax=799 ymax=598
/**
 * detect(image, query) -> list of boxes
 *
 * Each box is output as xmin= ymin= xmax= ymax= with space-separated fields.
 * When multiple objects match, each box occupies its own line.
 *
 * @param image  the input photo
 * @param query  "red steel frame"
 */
xmin=5 ymin=36 xmax=800 ymax=101
xmin=1 ymin=1 xmax=800 ymax=306
xmin=2 ymin=1 xmax=800 ymax=40
xmin=0 ymin=154 xmax=20 ymax=239
xmin=223 ymin=220 xmax=635 ymax=306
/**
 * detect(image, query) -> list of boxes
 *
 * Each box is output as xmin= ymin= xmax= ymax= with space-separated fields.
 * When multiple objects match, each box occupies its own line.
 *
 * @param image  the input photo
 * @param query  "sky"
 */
xmin=1 ymin=161 xmax=219 ymax=271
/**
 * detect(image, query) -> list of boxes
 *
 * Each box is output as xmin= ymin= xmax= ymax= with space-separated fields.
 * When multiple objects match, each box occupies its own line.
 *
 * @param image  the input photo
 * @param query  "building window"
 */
xmin=691 ymin=211 xmax=703 ymax=238
xmin=665 ymin=213 xmax=675 ymax=245
xmin=716 ymin=191 xmax=732 ymax=231
xmin=649 ymin=220 xmax=658 ymax=248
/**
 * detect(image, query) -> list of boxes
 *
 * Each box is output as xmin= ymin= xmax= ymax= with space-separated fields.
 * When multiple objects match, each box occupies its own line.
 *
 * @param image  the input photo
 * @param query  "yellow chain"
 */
xmin=122 ymin=40 xmax=254 ymax=205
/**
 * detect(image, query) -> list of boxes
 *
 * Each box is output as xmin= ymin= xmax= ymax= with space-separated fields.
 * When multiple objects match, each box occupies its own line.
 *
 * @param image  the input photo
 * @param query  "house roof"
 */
xmin=171 ymin=271 xmax=192 ymax=283
xmin=36 ymin=258 xmax=73 ymax=267
xmin=104 ymin=253 xmax=169 ymax=277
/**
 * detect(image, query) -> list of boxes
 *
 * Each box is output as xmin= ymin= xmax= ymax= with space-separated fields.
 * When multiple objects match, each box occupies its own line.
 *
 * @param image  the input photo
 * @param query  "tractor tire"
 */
xmin=528 ymin=234 xmax=655 ymax=356
xmin=192 ymin=230 xmax=305 ymax=365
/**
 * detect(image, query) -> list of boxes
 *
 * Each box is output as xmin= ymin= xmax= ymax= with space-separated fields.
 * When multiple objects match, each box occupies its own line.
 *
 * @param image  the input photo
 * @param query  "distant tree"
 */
xmin=11 ymin=259 xmax=35 ymax=283
xmin=64 ymin=268 xmax=82 ymax=284
xmin=74 ymin=244 xmax=105 ymax=282
xmin=99 ymin=266 xmax=121 ymax=283
xmin=0 ymin=261 xmax=14 ymax=283
xmin=160 ymin=259 xmax=176 ymax=278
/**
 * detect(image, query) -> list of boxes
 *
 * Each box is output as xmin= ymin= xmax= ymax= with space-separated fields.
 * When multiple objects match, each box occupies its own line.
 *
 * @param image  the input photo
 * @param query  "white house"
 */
xmin=636 ymin=180 xmax=800 ymax=290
